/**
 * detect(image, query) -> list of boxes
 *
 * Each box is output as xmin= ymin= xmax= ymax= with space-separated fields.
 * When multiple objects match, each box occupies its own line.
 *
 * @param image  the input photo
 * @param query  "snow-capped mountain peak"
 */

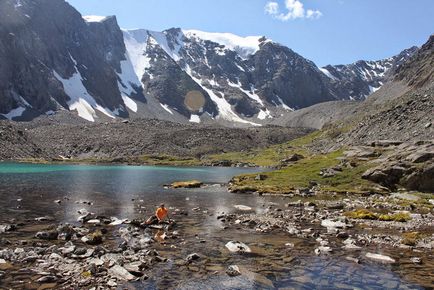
xmin=183 ymin=30 xmax=269 ymax=59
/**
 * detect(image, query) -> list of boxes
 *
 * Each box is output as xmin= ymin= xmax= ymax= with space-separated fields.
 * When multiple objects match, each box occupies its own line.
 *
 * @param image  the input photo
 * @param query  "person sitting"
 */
xmin=145 ymin=203 xmax=168 ymax=225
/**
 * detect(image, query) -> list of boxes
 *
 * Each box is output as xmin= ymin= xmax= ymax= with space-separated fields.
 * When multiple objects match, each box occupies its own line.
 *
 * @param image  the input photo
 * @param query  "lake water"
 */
xmin=0 ymin=162 xmax=429 ymax=289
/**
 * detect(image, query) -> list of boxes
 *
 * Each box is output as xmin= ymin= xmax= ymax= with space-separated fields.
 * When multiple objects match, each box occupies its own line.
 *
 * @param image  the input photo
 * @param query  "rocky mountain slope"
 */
xmin=0 ymin=116 xmax=312 ymax=161
xmin=0 ymin=0 xmax=418 ymax=126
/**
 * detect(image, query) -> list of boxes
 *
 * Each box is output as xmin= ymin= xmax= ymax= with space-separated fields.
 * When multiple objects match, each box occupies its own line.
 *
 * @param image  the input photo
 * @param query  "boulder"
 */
xmin=225 ymin=241 xmax=251 ymax=253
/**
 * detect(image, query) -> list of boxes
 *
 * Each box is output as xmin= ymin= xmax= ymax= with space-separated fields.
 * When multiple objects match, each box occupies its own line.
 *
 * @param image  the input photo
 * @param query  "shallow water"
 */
xmin=0 ymin=162 xmax=430 ymax=289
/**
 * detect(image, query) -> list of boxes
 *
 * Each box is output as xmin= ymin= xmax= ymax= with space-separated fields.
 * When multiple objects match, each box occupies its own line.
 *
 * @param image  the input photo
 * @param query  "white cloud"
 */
xmin=264 ymin=0 xmax=322 ymax=21
xmin=306 ymin=9 xmax=322 ymax=19
xmin=264 ymin=2 xmax=279 ymax=15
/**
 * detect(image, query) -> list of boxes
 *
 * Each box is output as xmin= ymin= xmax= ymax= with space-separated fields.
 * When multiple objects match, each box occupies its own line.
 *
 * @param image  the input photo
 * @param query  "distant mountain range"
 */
xmin=0 ymin=0 xmax=420 ymax=126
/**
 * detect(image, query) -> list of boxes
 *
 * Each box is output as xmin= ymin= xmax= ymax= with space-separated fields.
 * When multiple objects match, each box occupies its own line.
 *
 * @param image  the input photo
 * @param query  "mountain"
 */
xmin=0 ymin=0 xmax=419 ymax=126
xmin=320 ymin=46 xmax=418 ymax=100
xmin=274 ymin=34 xmax=434 ymax=145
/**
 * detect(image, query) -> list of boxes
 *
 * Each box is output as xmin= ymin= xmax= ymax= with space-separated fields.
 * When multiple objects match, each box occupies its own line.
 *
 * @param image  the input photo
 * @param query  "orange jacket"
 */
xmin=156 ymin=207 xmax=168 ymax=220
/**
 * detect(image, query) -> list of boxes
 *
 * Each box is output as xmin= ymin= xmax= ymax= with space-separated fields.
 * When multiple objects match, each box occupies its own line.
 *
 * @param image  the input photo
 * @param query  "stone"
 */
xmin=225 ymin=241 xmax=251 ymax=253
xmin=315 ymin=246 xmax=332 ymax=255
xmin=226 ymin=265 xmax=241 ymax=277
xmin=35 ymin=231 xmax=58 ymax=240
xmin=108 ymin=265 xmax=135 ymax=281
xmin=37 ymin=276 xmax=57 ymax=283
xmin=321 ymin=219 xmax=347 ymax=230
xmin=345 ymin=256 xmax=360 ymax=264
xmin=107 ymin=280 xmax=117 ymax=287
xmin=410 ymin=257 xmax=422 ymax=264
xmin=81 ymin=231 xmax=103 ymax=245
xmin=233 ymin=205 xmax=253 ymax=211
xmin=123 ymin=262 xmax=145 ymax=276
xmin=255 ymin=174 xmax=266 ymax=181
xmin=186 ymin=253 xmax=201 ymax=262
xmin=365 ymin=253 xmax=396 ymax=263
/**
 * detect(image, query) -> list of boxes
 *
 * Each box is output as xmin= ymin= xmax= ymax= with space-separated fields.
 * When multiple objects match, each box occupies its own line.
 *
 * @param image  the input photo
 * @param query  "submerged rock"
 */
xmin=225 ymin=241 xmax=251 ymax=253
xmin=234 ymin=205 xmax=253 ymax=211
xmin=226 ymin=265 xmax=241 ymax=277
xmin=365 ymin=253 xmax=396 ymax=263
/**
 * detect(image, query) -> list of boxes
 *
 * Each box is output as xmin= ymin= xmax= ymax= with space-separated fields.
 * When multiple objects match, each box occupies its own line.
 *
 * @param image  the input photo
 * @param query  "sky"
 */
xmin=67 ymin=0 xmax=434 ymax=66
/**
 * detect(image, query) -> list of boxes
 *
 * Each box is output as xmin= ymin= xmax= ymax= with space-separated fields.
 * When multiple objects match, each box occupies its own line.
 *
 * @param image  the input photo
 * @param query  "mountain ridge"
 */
xmin=0 ymin=1 xmax=422 ymax=126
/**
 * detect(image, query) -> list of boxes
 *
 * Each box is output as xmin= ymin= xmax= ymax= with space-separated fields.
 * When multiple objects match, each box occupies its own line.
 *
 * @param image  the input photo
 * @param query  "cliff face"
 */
xmin=0 ymin=0 xmax=144 ymax=121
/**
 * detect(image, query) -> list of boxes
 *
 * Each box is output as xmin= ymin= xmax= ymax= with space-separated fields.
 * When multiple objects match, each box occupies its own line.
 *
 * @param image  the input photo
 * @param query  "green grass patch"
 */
xmin=344 ymin=209 xmax=411 ymax=222
xmin=229 ymin=149 xmax=380 ymax=194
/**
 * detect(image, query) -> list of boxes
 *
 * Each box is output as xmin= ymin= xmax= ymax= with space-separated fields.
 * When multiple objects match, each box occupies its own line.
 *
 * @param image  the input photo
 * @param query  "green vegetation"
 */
xmin=344 ymin=209 xmax=378 ymax=220
xmin=171 ymin=180 xmax=203 ymax=188
xmin=229 ymin=149 xmax=381 ymax=194
xmin=401 ymin=232 xmax=422 ymax=246
xmin=344 ymin=209 xmax=411 ymax=222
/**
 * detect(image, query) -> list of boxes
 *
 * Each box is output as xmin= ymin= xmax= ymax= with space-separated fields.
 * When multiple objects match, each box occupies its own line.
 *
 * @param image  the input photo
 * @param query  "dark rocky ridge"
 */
xmin=0 ymin=116 xmax=312 ymax=161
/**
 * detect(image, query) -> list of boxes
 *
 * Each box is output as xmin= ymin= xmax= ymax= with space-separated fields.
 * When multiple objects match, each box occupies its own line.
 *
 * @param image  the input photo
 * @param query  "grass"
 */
xmin=344 ymin=209 xmax=411 ymax=222
xmin=401 ymin=232 xmax=422 ymax=246
xmin=171 ymin=180 xmax=203 ymax=188
xmin=229 ymin=149 xmax=381 ymax=194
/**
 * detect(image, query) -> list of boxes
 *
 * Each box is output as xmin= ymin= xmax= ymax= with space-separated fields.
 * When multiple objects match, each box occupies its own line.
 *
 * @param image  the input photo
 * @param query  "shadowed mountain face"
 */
xmin=0 ymin=0 xmax=419 ymax=125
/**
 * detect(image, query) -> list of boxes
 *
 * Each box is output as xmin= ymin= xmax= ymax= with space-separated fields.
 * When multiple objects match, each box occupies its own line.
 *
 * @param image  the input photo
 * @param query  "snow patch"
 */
xmin=184 ymin=30 xmax=265 ymax=59
xmin=258 ymin=109 xmax=272 ymax=120
xmin=185 ymin=66 xmax=260 ymax=126
xmin=189 ymin=114 xmax=201 ymax=123
xmin=83 ymin=15 xmax=109 ymax=23
xmin=227 ymin=80 xmax=264 ymax=106
xmin=276 ymin=96 xmax=293 ymax=111
xmin=123 ymin=30 xmax=151 ymax=82
xmin=53 ymin=66 xmax=115 ymax=122
xmin=319 ymin=68 xmax=338 ymax=80
xmin=122 ymin=96 xmax=138 ymax=113
xmin=160 ymin=103 xmax=173 ymax=115
xmin=1 ymin=107 xmax=26 ymax=120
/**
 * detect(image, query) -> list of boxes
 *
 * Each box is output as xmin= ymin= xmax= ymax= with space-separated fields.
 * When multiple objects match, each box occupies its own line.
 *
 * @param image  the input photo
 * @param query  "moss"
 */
xmin=345 ymin=209 xmax=411 ymax=222
xmin=378 ymin=212 xmax=411 ymax=222
xmin=345 ymin=209 xmax=378 ymax=220
xmin=171 ymin=180 xmax=203 ymax=188
xmin=401 ymin=232 xmax=422 ymax=246
xmin=229 ymin=149 xmax=381 ymax=194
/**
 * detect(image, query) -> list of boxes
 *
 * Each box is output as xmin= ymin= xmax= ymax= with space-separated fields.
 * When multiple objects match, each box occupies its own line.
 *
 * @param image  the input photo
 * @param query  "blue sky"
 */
xmin=67 ymin=0 xmax=434 ymax=66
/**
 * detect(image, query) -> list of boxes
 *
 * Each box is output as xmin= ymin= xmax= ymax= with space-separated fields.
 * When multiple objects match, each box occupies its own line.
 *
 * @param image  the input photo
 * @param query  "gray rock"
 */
xmin=186 ymin=253 xmax=201 ymax=262
xmin=35 ymin=230 xmax=58 ymax=240
xmin=108 ymin=265 xmax=135 ymax=281
xmin=226 ymin=265 xmax=241 ymax=277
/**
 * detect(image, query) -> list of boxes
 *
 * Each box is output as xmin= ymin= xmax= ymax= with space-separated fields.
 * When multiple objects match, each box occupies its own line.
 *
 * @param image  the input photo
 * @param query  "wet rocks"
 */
xmin=35 ymin=230 xmax=58 ymax=241
xmin=186 ymin=253 xmax=201 ymax=262
xmin=234 ymin=205 xmax=253 ymax=211
xmin=81 ymin=231 xmax=103 ymax=245
xmin=410 ymin=257 xmax=422 ymax=264
xmin=226 ymin=265 xmax=241 ymax=277
xmin=108 ymin=265 xmax=135 ymax=281
xmin=225 ymin=241 xmax=251 ymax=253
xmin=365 ymin=253 xmax=396 ymax=263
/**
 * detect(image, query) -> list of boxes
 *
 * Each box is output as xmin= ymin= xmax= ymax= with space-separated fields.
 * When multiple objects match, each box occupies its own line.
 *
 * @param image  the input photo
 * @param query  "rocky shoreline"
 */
xmin=0 ymin=188 xmax=433 ymax=289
